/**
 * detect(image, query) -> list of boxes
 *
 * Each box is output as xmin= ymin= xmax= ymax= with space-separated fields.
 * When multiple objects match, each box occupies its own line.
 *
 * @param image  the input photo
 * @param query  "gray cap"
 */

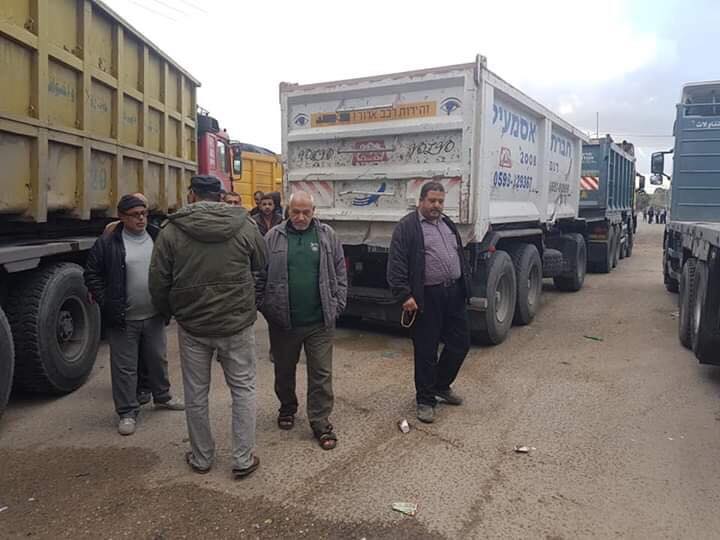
xmin=190 ymin=175 xmax=222 ymax=194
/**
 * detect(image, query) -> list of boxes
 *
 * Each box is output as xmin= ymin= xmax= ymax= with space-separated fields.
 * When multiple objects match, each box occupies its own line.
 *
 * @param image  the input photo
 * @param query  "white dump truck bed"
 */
xmin=280 ymin=56 xmax=588 ymax=247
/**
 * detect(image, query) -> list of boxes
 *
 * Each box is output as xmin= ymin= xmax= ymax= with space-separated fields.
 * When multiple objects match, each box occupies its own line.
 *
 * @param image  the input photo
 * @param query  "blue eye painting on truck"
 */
xmin=293 ymin=113 xmax=310 ymax=127
xmin=440 ymin=97 xmax=461 ymax=115
xmin=352 ymin=182 xmax=387 ymax=206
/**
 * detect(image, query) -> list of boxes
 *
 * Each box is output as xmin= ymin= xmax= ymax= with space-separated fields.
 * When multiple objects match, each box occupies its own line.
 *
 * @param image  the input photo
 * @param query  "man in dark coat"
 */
xmin=84 ymin=194 xmax=184 ymax=436
xmin=387 ymin=181 xmax=471 ymax=424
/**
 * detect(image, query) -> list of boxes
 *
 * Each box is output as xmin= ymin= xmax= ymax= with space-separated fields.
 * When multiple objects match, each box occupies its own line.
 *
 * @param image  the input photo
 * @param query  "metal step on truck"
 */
xmin=654 ymin=81 xmax=720 ymax=365
xmin=0 ymin=0 xmax=200 ymax=418
xmin=580 ymin=135 xmax=643 ymax=273
xmin=280 ymin=55 xmax=589 ymax=346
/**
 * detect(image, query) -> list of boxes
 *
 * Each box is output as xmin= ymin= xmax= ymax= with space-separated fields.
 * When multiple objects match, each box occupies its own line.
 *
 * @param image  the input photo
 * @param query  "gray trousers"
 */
xmin=107 ymin=315 xmax=171 ymax=418
xmin=269 ymin=323 xmax=334 ymax=435
xmin=178 ymin=325 xmax=256 ymax=471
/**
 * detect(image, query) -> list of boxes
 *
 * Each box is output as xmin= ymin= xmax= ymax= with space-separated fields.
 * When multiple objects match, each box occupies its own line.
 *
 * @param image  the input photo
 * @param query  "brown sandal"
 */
xmin=315 ymin=430 xmax=337 ymax=451
xmin=278 ymin=415 xmax=295 ymax=430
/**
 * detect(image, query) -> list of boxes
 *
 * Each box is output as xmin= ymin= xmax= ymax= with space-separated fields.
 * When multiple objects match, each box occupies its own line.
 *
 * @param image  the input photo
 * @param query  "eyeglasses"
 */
xmin=122 ymin=210 xmax=148 ymax=219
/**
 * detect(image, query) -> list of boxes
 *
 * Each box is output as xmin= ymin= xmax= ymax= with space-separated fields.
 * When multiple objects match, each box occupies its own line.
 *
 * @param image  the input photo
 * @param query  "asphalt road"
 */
xmin=2 ymin=222 xmax=719 ymax=539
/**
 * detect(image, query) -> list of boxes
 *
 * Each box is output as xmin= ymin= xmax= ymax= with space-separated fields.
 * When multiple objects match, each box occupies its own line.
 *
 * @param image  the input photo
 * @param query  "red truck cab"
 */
xmin=197 ymin=110 xmax=233 ymax=192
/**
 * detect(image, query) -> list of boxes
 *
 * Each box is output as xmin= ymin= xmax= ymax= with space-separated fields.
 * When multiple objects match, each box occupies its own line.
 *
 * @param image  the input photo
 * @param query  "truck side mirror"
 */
xmin=637 ymin=175 xmax=645 ymax=191
xmin=651 ymin=152 xmax=665 ymax=175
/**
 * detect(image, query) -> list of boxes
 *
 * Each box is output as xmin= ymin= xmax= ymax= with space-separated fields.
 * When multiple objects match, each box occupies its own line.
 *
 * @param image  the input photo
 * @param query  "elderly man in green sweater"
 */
xmin=257 ymin=191 xmax=347 ymax=450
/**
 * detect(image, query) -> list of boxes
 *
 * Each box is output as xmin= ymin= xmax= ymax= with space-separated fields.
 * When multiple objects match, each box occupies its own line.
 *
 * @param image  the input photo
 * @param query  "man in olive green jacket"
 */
xmin=149 ymin=175 xmax=267 ymax=479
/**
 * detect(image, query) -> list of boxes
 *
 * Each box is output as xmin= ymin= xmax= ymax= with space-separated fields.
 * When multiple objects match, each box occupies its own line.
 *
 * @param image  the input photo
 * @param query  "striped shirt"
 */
xmin=419 ymin=212 xmax=462 ymax=286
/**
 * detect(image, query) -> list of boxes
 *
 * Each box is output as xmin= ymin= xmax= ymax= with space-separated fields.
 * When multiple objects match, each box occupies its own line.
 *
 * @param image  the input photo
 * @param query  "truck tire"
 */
xmin=611 ymin=228 xmax=620 ymax=269
xmin=0 ymin=307 xmax=14 ymax=419
xmin=473 ymin=251 xmax=517 ymax=345
xmin=664 ymin=251 xmax=680 ymax=293
xmin=626 ymin=227 xmax=634 ymax=258
xmin=678 ymin=258 xmax=697 ymax=350
xmin=6 ymin=263 xmax=101 ymax=394
xmin=691 ymin=260 xmax=720 ymax=365
xmin=590 ymin=231 xmax=613 ymax=274
xmin=553 ymin=233 xmax=587 ymax=292
xmin=507 ymin=243 xmax=542 ymax=326
xmin=619 ymin=229 xmax=627 ymax=260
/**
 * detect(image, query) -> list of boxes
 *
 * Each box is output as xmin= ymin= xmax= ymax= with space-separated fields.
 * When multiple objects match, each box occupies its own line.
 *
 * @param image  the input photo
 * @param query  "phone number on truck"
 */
xmin=493 ymin=171 xmax=533 ymax=190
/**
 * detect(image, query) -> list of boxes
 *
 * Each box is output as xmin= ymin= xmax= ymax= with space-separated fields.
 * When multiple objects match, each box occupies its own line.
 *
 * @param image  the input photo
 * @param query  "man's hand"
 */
xmin=402 ymin=296 xmax=418 ymax=313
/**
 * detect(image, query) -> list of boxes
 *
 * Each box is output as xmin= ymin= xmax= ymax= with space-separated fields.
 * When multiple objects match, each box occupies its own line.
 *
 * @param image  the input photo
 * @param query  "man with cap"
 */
xmin=150 ymin=175 xmax=267 ymax=479
xmin=84 ymin=194 xmax=185 ymax=436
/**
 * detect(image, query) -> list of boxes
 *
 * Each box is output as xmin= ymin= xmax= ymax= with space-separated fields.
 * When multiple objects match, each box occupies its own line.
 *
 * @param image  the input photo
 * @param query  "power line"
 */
xmin=146 ymin=0 xmax=190 ymax=16
xmin=176 ymin=0 xmax=208 ymax=13
xmin=127 ymin=0 xmax=178 ymax=21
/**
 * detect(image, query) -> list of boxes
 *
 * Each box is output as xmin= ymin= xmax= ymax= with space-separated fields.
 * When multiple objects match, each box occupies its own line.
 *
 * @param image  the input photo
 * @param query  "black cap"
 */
xmin=118 ymin=194 xmax=147 ymax=213
xmin=190 ymin=175 xmax=222 ymax=194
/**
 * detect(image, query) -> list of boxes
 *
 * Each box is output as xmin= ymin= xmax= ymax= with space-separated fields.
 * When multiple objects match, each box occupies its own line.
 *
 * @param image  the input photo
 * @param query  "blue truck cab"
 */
xmin=580 ymin=135 xmax=639 ymax=273
xmin=654 ymin=81 xmax=720 ymax=365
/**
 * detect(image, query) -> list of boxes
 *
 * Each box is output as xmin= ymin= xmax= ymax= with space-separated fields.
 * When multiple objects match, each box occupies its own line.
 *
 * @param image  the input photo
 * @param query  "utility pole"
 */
xmin=596 ymin=112 xmax=599 ymax=138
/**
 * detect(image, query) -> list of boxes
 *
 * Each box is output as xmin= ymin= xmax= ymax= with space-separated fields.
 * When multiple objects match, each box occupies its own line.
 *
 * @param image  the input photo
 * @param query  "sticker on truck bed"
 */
xmin=310 ymin=101 xmax=437 ymax=127
xmin=289 ymin=132 xmax=461 ymax=168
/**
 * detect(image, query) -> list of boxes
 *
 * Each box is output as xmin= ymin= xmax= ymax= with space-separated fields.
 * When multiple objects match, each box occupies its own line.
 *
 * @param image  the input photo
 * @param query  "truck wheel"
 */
xmin=611 ymin=228 xmax=620 ymax=268
xmin=6 ymin=263 xmax=101 ymax=394
xmin=619 ymin=230 xmax=627 ymax=260
xmin=0 ymin=307 xmax=14 ymax=419
xmin=590 ymin=231 xmax=613 ymax=274
xmin=691 ymin=260 xmax=720 ymax=365
xmin=626 ymin=228 xmax=634 ymax=258
xmin=508 ymin=244 xmax=542 ymax=326
xmin=664 ymin=251 xmax=680 ymax=293
xmin=473 ymin=251 xmax=517 ymax=345
xmin=678 ymin=258 xmax=697 ymax=349
xmin=553 ymin=233 xmax=587 ymax=292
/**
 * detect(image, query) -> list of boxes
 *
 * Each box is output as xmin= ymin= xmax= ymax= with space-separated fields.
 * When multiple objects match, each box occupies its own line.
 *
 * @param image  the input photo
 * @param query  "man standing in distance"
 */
xmin=85 ymin=194 xmax=184 ymax=436
xmin=224 ymin=192 xmax=242 ymax=206
xmin=253 ymin=193 xmax=283 ymax=236
xmin=258 ymin=191 xmax=347 ymax=450
xmin=250 ymin=191 xmax=264 ymax=216
xmin=150 ymin=176 xmax=267 ymax=478
xmin=387 ymin=181 xmax=471 ymax=424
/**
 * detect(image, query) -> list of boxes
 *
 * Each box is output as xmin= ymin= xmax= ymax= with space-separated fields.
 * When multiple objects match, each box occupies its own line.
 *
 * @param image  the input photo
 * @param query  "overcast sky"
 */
xmin=104 ymin=0 xmax=719 ymax=189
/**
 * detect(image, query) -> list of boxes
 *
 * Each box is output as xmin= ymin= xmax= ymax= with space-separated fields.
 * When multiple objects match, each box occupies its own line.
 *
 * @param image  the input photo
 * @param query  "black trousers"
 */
xmin=411 ymin=281 xmax=470 ymax=406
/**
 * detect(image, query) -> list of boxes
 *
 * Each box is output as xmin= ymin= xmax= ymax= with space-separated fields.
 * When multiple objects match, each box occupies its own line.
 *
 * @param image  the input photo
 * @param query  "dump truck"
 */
xmin=0 ymin=0 xmax=200 ymax=417
xmin=231 ymin=141 xmax=283 ymax=209
xmin=580 ymin=136 xmax=642 ymax=272
xmin=280 ymin=56 xmax=589 ymax=346
xmin=654 ymin=81 xmax=720 ymax=365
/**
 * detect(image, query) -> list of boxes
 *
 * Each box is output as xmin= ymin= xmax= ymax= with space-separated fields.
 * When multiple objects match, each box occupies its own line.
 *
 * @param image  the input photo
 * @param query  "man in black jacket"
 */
xmin=387 ymin=181 xmax=471 ymax=424
xmin=85 ymin=194 xmax=184 ymax=436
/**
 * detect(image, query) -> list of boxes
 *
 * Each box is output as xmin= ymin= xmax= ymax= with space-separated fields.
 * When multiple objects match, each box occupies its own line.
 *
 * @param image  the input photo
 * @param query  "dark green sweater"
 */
xmin=287 ymin=222 xmax=322 ymax=327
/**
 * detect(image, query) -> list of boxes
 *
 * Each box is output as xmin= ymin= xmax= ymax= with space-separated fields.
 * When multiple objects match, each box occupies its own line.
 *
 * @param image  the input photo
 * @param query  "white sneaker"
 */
xmin=154 ymin=397 xmax=185 ymax=411
xmin=118 ymin=417 xmax=136 ymax=436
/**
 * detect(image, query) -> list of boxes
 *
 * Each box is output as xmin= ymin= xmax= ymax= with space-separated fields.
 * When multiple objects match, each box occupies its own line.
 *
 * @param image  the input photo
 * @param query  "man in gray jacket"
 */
xmin=150 ymin=175 xmax=267 ymax=479
xmin=257 ymin=191 xmax=347 ymax=450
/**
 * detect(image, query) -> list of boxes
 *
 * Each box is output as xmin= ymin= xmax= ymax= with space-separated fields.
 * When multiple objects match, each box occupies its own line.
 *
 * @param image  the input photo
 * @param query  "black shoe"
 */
xmin=233 ymin=456 xmax=260 ymax=479
xmin=435 ymin=388 xmax=463 ymax=406
xmin=416 ymin=404 xmax=435 ymax=423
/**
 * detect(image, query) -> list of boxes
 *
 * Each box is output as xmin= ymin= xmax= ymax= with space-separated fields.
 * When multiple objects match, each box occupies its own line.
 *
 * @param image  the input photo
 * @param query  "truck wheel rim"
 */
xmin=56 ymin=296 xmax=88 ymax=363
xmin=495 ymin=274 xmax=512 ymax=323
